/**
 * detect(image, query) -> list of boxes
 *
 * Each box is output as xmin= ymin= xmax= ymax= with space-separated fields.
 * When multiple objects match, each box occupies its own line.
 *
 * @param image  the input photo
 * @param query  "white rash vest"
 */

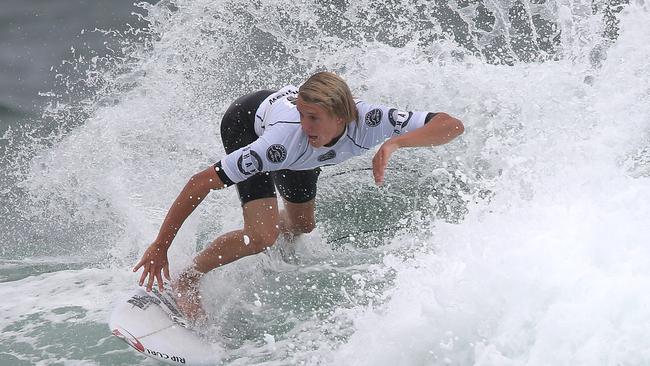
xmin=217 ymin=85 xmax=434 ymax=185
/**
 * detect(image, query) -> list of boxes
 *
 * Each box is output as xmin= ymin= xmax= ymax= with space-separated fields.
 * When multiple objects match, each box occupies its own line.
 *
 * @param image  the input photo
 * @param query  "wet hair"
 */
xmin=298 ymin=72 xmax=358 ymax=123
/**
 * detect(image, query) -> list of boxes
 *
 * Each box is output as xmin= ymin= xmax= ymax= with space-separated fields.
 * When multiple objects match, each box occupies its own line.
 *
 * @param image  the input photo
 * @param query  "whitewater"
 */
xmin=1 ymin=0 xmax=649 ymax=365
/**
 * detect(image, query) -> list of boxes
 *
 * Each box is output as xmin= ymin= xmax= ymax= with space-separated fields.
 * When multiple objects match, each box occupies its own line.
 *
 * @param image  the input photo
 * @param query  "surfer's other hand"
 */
xmin=133 ymin=242 xmax=171 ymax=292
xmin=372 ymin=140 xmax=398 ymax=186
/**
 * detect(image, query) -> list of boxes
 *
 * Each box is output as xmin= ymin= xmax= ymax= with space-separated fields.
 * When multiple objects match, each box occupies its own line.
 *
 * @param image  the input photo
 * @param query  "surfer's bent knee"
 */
xmin=293 ymin=220 xmax=315 ymax=234
xmin=245 ymin=227 xmax=280 ymax=252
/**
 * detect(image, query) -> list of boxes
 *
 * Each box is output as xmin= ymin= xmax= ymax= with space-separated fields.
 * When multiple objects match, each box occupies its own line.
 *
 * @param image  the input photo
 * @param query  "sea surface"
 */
xmin=1 ymin=0 xmax=650 ymax=365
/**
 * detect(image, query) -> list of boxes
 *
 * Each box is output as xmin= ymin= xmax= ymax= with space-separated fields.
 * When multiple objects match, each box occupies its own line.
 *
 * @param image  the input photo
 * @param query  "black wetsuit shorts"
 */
xmin=219 ymin=90 xmax=321 ymax=206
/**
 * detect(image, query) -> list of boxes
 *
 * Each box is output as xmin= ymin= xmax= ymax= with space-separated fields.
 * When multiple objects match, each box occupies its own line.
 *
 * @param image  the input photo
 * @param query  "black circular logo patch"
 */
xmin=317 ymin=150 xmax=337 ymax=162
xmin=237 ymin=148 xmax=263 ymax=176
xmin=365 ymin=108 xmax=383 ymax=127
xmin=266 ymin=144 xmax=287 ymax=163
xmin=388 ymin=108 xmax=412 ymax=128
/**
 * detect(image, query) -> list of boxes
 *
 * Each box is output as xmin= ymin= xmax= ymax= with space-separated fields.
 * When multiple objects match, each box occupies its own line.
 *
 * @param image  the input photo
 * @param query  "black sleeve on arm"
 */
xmin=214 ymin=161 xmax=236 ymax=187
xmin=424 ymin=112 xmax=439 ymax=124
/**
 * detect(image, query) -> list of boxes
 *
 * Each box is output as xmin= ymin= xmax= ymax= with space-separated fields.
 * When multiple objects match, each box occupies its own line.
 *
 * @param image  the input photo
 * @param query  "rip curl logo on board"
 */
xmin=237 ymin=147 xmax=263 ymax=175
xmin=388 ymin=109 xmax=412 ymax=133
xmin=266 ymin=144 xmax=287 ymax=163
xmin=317 ymin=150 xmax=337 ymax=162
xmin=145 ymin=349 xmax=187 ymax=364
xmin=364 ymin=108 xmax=382 ymax=127
xmin=112 ymin=327 xmax=145 ymax=353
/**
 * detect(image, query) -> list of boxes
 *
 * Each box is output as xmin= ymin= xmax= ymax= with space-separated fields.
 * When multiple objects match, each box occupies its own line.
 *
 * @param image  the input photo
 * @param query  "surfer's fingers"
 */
xmin=146 ymin=265 xmax=156 ymax=292
xmin=371 ymin=152 xmax=380 ymax=182
xmin=138 ymin=262 xmax=150 ymax=286
xmin=373 ymin=141 xmax=398 ymax=186
xmin=146 ymin=274 xmax=154 ymax=292
xmin=163 ymin=264 xmax=171 ymax=281
xmin=132 ymin=258 xmax=145 ymax=272
xmin=155 ymin=270 xmax=165 ymax=292
xmin=372 ymin=153 xmax=386 ymax=185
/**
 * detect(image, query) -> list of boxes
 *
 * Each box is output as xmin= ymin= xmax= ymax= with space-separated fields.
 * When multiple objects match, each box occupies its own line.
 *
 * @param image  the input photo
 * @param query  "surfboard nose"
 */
xmin=109 ymin=287 xmax=222 ymax=365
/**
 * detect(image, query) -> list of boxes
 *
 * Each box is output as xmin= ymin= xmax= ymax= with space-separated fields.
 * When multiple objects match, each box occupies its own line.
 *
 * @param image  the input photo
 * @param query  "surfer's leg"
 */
xmin=272 ymin=168 xmax=320 ymax=238
xmin=279 ymin=199 xmax=316 ymax=237
xmin=173 ymin=197 xmax=281 ymax=318
xmin=192 ymin=197 xmax=280 ymax=270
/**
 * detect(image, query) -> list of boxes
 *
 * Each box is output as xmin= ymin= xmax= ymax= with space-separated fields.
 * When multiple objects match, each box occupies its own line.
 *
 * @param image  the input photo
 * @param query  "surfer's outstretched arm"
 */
xmin=372 ymin=113 xmax=464 ymax=185
xmin=133 ymin=166 xmax=224 ymax=292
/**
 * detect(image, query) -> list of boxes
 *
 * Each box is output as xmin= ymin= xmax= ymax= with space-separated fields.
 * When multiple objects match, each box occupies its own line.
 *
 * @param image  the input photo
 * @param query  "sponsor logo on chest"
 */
xmin=317 ymin=149 xmax=337 ymax=162
xmin=365 ymin=108 xmax=383 ymax=127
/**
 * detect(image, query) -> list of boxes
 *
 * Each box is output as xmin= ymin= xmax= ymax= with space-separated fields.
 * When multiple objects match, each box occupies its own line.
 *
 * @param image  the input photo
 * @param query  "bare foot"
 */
xmin=171 ymin=270 xmax=206 ymax=322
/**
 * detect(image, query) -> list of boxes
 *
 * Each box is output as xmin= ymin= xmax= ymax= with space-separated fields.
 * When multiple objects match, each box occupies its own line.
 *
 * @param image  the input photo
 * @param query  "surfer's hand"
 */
xmin=133 ymin=242 xmax=171 ymax=292
xmin=372 ymin=140 xmax=399 ymax=186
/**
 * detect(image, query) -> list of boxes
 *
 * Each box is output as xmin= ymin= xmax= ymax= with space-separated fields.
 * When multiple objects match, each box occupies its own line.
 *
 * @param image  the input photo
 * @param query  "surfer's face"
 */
xmin=296 ymin=97 xmax=345 ymax=148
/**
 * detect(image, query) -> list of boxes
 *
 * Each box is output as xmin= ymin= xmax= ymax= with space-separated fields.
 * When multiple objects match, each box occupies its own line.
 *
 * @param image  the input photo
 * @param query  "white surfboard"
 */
xmin=109 ymin=285 xmax=219 ymax=365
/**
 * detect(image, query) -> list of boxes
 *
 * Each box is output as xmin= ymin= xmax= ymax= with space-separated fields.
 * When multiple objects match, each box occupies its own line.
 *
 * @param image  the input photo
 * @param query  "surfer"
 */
xmin=133 ymin=72 xmax=464 ymax=319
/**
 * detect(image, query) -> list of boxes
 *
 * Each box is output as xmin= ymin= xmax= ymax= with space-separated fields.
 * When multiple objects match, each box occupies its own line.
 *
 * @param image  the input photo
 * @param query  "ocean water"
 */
xmin=0 ymin=0 xmax=155 ymax=116
xmin=1 ymin=0 xmax=649 ymax=365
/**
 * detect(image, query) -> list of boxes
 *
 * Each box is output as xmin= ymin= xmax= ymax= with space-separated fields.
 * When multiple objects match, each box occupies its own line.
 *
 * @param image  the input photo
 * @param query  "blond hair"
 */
xmin=298 ymin=72 xmax=357 ymax=123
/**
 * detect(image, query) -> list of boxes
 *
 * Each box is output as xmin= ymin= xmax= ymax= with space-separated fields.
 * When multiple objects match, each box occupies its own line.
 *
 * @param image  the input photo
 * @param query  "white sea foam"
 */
xmin=333 ymin=3 xmax=650 ymax=365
